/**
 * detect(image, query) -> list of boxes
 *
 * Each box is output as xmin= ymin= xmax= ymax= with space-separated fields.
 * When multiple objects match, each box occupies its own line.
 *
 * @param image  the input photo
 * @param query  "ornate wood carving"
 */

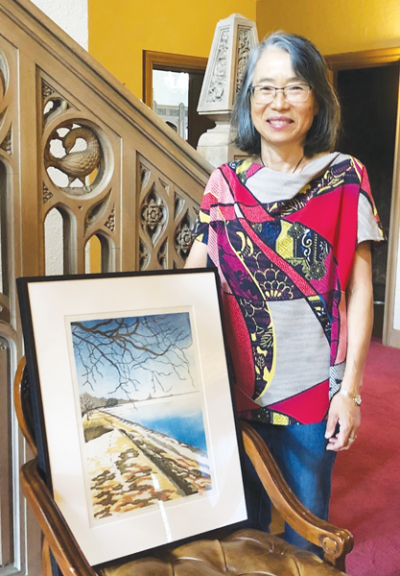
xmin=236 ymin=27 xmax=252 ymax=93
xmin=198 ymin=14 xmax=258 ymax=116
xmin=45 ymin=123 xmax=103 ymax=194
xmin=85 ymin=191 xmax=112 ymax=230
xmin=141 ymin=193 xmax=166 ymax=242
xmin=43 ymin=183 xmax=53 ymax=203
xmin=206 ymin=27 xmax=229 ymax=103
xmin=0 ymin=50 xmax=8 ymax=98
xmin=174 ymin=191 xmax=185 ymax=218
xmin=0 ymin=2 xmax=211 ymax=574
xmin=196 ymin=15 xmax=258 ymax=165
xmin=0 ymin=125 xmax=11 ymax=153
xmin=105 ymin=205 xmax=115 ymax=232
xmin=157 ymin=238 xmax=168 ymax=268
xmin=175 ymin=213 xmax=194 ymax=258
xmin=42 ymin=79 xmax=55 ymax=99
xmin=139 ymin=238 xmax=150 ymax=270
xmin=42 ymin=80 xmax=73 ymax=128
xmin=138 ymin=156 xmax=200 ymax=270
xmin=0 ymin=48 xmax=11 ymax=157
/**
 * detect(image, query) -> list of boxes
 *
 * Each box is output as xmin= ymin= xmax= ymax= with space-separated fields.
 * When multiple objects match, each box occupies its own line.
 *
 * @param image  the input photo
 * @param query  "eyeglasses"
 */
xmin=251 ymin=83 xmax=312 ymax=104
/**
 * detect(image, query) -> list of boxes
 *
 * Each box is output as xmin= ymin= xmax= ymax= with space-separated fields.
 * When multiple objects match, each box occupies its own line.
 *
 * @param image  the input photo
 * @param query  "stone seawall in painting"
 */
xmin=83 ymin=411 xmax=211 ymax=520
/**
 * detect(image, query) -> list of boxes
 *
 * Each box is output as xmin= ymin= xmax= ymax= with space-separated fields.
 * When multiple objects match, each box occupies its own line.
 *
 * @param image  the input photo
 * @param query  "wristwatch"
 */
xmin=339 ymin=388 xmax=362 ymax=406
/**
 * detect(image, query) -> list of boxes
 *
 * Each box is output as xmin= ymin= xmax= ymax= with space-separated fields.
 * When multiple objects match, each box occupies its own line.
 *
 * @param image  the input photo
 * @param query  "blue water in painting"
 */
xmin=109 ymin=394 xmax=207 ymax=453
xmin=134 ymin=414 xmax=207 ymax=452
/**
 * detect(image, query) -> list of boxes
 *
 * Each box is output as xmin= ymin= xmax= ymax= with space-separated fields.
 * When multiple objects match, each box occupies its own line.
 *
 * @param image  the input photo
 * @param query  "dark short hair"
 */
xmin=232 ymin=32 xmax=341 ymax=157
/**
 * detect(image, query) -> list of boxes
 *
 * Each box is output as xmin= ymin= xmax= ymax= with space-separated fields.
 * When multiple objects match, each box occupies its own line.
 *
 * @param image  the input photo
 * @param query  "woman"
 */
xmin=185 ymin=32 xmax=384 ymax=554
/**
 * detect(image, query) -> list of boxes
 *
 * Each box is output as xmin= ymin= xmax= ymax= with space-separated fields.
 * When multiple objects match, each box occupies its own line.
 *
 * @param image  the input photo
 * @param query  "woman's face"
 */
xmin=250 ymin=47 xmax=319 ymax=155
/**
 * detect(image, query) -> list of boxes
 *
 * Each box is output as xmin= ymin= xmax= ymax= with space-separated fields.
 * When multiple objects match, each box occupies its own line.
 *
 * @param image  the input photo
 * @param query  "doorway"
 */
xmin=335 ymin=64 xmax=399 ymax=338
xmin=326 ymin=47 xmax=400 ymax=347
xmin=143 ymin=51 xmax=215 ymax=149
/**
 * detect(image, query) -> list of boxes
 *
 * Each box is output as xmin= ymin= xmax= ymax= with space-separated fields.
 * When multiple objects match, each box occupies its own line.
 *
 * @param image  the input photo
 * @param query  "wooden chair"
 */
xmin=14 ymin=357 xmax=353 ymax=576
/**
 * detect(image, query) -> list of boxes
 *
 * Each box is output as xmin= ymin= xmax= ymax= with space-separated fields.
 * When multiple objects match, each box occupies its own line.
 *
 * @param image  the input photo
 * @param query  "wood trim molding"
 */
xmin=143 ymin=51 xmax=208 ymax=108
xmin=383 ymin=82 xmax=400 ymax=347
xmin=325 ymin=47 xmax=400 ymax=70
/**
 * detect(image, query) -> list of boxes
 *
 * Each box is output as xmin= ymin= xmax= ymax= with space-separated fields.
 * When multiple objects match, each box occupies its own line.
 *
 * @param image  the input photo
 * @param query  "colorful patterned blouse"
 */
xmin=193 ymin=153 xmax=384 ymax=425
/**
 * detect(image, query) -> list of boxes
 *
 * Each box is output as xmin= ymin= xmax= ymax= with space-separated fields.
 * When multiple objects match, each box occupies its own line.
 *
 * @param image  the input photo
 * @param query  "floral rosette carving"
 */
xmin=175 ymin=222 xmax=193 ymax=257
xmin=141 ymin=193 xmax=166 ymax=244
xmin=176 ymin=224 xmax=192 ymax=250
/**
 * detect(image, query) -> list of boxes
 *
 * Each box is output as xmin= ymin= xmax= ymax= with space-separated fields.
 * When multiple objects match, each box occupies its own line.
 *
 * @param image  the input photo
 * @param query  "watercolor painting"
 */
xmin=70 ymin=311 xmax=211 ymax=521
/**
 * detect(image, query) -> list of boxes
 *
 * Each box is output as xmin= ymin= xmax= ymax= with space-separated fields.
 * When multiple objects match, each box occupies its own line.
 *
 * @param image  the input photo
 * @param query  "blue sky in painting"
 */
xmin=71 ymin=312 xmax=199 ymax=401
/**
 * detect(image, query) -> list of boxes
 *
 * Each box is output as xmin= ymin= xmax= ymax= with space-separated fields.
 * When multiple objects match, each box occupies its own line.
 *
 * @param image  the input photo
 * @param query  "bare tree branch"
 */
xmin=71 ymin=313 xmax=195 ymax=397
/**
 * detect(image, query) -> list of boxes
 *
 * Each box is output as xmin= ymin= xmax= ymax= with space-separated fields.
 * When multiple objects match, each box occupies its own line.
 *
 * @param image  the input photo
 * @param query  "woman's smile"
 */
xmin=267 ymin=115 xmax=295 ymax=130
xmin=250 ymin=47 xmax=319 ymax=156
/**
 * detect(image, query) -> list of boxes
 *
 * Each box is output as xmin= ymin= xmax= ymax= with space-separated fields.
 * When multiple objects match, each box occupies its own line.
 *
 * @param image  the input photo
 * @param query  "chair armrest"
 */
xmin=20 ymin=458 xmax=97 ymax=576
xmin=14 ymin=357 xmax=37 ymax=456
xmin=240 ymin=420 xmax=353 ymax=572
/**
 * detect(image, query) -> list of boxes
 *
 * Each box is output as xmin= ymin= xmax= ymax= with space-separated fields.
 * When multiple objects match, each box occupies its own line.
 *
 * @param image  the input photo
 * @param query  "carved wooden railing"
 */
xmin=0 ymin=0 xmax=212 ymax=574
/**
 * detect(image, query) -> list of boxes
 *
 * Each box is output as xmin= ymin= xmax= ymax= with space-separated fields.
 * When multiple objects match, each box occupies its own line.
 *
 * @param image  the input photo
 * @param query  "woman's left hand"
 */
xmin=324 ymin=241 xmax=372 ymax=452
xmin=325 ymin=391 xmax=361 ymax=451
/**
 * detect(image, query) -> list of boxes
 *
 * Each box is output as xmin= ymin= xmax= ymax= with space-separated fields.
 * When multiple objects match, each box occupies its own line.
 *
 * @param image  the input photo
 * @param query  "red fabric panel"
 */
xmin=218 ymin=205 xmax=236 ymax=220
xmin=220 ymin=164 xmax=275 ymax=222
xmin=223 ymin=294 xmax=257 ymax=409
xmin=240 ymin=205 xmax=275 ymax=222
xmin=268 ymin=379 xmax=330 ymax=424
xmin=335 ymin=292 xmax=348 ymax=365
xmin=234 ymin=386 xmax=261 ymax=412
xmin=333 ymin=185 xmax=359 ymax=290
xmin=285 ymin=182 xmax=359 ymax=293
xmin=285 ymin=188 xmax=342 ymax=245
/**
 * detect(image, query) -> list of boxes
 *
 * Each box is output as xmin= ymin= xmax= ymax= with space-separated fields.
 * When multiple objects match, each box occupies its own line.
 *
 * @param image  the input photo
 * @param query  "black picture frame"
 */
xmin=17 ymin=268 xmax=247 ymax=566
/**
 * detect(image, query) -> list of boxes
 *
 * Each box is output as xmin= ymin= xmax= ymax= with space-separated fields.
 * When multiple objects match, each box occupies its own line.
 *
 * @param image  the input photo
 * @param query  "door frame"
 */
xmin=326 ymin=47 xmax=400 ymax=348
xmin=142 ymin=51 xmax=208 ymax=107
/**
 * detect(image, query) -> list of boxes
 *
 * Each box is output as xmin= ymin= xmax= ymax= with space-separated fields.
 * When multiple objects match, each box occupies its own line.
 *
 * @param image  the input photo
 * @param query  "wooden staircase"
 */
xmin=0 ymin=0 xmax=212 ymax=573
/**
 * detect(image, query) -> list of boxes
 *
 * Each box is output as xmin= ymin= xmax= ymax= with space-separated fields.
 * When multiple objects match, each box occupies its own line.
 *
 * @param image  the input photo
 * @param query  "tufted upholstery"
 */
xmin=100 ymin=529 xmax=347 ymax=576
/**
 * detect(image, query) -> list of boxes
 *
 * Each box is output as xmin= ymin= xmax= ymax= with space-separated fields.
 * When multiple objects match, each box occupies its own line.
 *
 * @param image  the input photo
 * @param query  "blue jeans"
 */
xmin=243 ymin=420 xmax=336 ymax=557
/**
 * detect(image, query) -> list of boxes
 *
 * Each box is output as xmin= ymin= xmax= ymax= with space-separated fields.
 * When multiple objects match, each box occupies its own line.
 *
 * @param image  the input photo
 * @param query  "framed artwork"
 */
xmin=17 ymin=269 xmax=247 ymax=566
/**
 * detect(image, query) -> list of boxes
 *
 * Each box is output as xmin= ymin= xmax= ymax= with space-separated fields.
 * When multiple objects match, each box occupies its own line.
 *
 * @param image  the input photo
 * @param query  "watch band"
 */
xmin=339 ymin=388 xmax=362 ymax=406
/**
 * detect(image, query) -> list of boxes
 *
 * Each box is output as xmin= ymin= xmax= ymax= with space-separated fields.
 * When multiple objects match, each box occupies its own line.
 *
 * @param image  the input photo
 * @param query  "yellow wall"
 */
xmin=89 ymin=0 xmax=400 ymax=99
xmin=256 ymin=0 xmax=400 ymax=55
xmin=88 ymin=0 xmax=256 ymax=99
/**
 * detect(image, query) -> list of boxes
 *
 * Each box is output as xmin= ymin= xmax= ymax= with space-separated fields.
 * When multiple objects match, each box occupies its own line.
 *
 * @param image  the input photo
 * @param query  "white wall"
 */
xmin=30 ymin=0 xmax=88 ymax=49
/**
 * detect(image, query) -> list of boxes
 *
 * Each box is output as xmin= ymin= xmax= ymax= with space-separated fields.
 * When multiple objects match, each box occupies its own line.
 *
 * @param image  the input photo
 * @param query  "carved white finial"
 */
xmin=197 ymin=14 xmax=258 ymax=116
xmin=197 ymin=14 xmax=258 ymax=166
